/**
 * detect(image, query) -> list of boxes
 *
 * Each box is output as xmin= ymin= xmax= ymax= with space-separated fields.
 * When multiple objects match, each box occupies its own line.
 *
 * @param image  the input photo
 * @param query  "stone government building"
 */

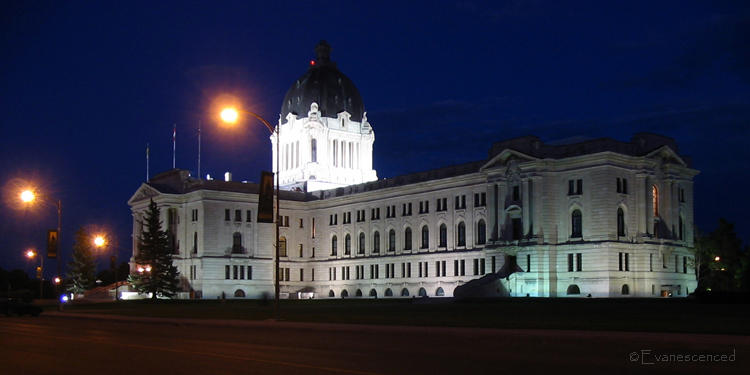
xmin=128 ymin=42 xmax=698 ymax=299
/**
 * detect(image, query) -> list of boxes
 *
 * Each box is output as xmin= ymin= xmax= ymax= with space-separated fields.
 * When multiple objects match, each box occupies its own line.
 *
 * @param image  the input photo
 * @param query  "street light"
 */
xmin=18 ymin=187 xmax=62 ymax=281
xmin=25 ymin=249 xmax=43 ymax=299
xmin=93 ymin=233 xmax=121 ymax=301
xmin=218 ymin=105 xmax=281 ymax=314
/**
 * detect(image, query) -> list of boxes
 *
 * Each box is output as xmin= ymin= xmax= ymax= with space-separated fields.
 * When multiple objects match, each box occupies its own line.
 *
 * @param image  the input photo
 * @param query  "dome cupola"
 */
xmin=280 ymin=41 xmax=365 ymax=123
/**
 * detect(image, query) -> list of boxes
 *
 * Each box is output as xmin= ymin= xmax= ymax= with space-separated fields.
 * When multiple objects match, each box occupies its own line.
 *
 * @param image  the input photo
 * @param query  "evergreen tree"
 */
xmin=128 ymin=199 xmax=180 ymax=299
xmin=67 ymin=227 xmax=96 ymax=294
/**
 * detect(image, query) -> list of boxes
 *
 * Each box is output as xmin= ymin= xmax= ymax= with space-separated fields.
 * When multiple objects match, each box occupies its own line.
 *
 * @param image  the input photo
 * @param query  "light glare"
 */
xmin=26 ymin=249 xmax=36 ymax=258
xmin=94 ymin=235 xmax=106 ymax=247
xmin=20 ymin=190 xmax=35 ymax=203
xmin=220 ymin=107 xmax=239 ymax=124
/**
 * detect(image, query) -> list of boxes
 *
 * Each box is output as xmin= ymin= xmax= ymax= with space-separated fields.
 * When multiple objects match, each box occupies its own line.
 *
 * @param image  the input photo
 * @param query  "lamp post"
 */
xmin=94 ymin=234 xmax=120 ymax=301
xmin=25 ymin=249 xmax=43 ymax=299
xmin=20 ymin=189 xmax=62 ymax=297
xmin=219 ymin=107 xmax=281 ymax=315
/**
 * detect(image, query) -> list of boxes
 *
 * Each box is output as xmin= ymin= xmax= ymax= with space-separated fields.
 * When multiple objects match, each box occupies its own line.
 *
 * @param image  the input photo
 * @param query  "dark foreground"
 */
xmin=1 ymin=315 xmax=748 ymax=374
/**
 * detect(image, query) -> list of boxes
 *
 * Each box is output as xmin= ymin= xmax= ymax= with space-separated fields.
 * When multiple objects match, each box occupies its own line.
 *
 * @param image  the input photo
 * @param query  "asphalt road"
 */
xmin=1 ymin=315 xmax=748 ymax=374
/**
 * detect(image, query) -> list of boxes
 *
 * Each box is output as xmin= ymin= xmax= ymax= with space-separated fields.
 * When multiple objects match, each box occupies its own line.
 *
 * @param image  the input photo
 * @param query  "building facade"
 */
xmin=128 ymin=42 xmax=699 ymax=299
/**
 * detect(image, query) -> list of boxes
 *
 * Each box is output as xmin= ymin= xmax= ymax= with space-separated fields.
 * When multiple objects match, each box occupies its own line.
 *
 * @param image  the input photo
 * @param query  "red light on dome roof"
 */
xmin=310 ymin=60 xmax=316 ymax=66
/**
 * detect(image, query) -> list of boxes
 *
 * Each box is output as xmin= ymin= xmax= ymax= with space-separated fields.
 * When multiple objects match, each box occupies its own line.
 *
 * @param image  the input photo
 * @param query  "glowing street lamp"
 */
xmin=714 ymin=256 xmax=721 ymax=262
xmin=93 ymin=233 xmax=121 ymax=301
xmin=25 ymin=249 xmax=43 ymax=299
xmin=218 ymin=104 xmax=281 ymax=314
xmin=93 ymin=235 xmax=106 ymax=248
xmin=20 ymin=189 xmax=35 ymax=203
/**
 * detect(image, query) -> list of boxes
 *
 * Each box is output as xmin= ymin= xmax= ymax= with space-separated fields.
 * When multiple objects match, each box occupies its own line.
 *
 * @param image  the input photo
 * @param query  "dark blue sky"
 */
xmin=1 ymin=1 xmax=748 ymax=275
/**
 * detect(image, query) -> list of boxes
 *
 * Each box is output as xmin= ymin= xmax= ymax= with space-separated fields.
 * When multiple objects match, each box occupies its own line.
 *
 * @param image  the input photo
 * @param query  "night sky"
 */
xmin=1 ymin=1 xmax=748 ymax=276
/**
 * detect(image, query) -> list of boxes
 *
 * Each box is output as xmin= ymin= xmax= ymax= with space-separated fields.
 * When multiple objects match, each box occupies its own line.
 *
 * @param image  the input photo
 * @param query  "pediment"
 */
xmin=480 ymin=149 xmax=538 ymax=172
xmin=127 ymin=183 xmax=161 ymax=205
xmin=645 ymin=146 xmax=687 ymax=167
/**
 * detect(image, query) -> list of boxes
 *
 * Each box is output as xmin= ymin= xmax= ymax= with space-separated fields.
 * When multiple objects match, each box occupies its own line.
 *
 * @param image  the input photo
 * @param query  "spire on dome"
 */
xmin=315 ymin=40 xmax=332 ymax=64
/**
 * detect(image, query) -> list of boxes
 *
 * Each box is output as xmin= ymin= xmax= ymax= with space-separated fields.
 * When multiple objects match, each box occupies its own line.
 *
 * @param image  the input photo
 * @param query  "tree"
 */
xmin=128 ymin=199 xmax=180 ymax=299
xmin=67 ymin=227 xmax=96 ymax=294
xmin=693 ymin=219 xmax=746 ymax=293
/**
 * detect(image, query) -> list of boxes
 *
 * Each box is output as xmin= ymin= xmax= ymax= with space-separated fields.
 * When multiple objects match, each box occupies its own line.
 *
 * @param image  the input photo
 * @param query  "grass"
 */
xmin=50 ymin=297 xmax=750 ymax=335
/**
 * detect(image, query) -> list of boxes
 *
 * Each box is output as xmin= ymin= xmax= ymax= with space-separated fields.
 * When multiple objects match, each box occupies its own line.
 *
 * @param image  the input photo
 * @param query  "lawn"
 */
xmin=52 ymin=297 xmax=750 ymax=335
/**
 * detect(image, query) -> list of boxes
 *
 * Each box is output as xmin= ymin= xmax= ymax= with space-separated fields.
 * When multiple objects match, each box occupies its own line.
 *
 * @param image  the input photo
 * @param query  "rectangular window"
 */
xmin=246 ymin=210 xmax=252 ymax=222
xmin=435 ymin=261 xmax=440 ymax=277
xmin=235 ymin=209 xmax=242 ymax=221
xmin=577 ymin=179 xmax=583 ymax=195
xmin=623 ymin=179 xmax=628 ymax=194
xmin=480 ymin=258 xmax=486 ymax=275
xmin=683 ymin=256 xmax=687 ymax=274
xmin=240 ymin=265 xmax=245 ymax=279
xmin=513 ymin=186 xmax=520 ymax=201
xmin=441 ymin=260 xmax=446 ymax=277
xmin=625 ymin=253 xmax=629 ymax=271
xmin=225 ymin=265 xmax=230 ymax=279
xmin=492 ymin=256 xmax=496 ymax=273
xmin=311 ymin=268 xmax=314 ymax=281
xmin=300 ymin=269 xmax=304 ymax=281
xmin=418 ymin=263 xmax=422 ymax=278
xmin=568 ymin=253 xmax=574 ymax=272
xmin=619 ymin=252 xmax=623 ymax=271
xmin=299 ymin=244 xmax=303 ymax=258
xmin=401 ymin=263 xmax=405 ymax=278
xmin=568 ymin=180 xmax=574 ymax=195
xmin=192 ymin=209 xmax=199 ymax=221
xmin=473 ymin=259 xmax=479 ymax=275
xmin=460 ymin=259 xmax=465 ymax=276
xmin=675 ymin=255 xmax=679 ymax=273
xmin=423 ymin=262 xmax=428 ymax=278
xmin=285 ymin=268 xmax=290 ymax=281
xmin=233 ymin=265 xmax=238 ymax=279
xmin=526 ymin=254 xmax=530 ymax=272
xmin=576 ymin=253 xmax=582 ymax=272
xmin=407 ymin=262 xmax=412 ymax=277
xmin=225 ymin=209 xmax=230 ymax=221
xmin=299 ymin=218 xmax=304 ymax=228
xmin=248 ymin=266 xmax=252 ymax=280
xmin=617 ymin=178 xmax=622 ymax=193
xmin=650 ymin=254 xmax=653 ymax=272
xmin=454 ymin=260 xmax=459 ymax=276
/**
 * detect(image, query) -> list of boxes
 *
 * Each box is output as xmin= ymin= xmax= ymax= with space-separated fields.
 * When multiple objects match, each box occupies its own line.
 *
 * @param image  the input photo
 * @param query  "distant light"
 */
xmin=714 ymin=256 xmax=721 ymax=262
xmin=26 ymin=249 xmax=36 ymax=258
xmin=145 ymin=265 xmax=152 ymax=272
xmin=54 ymin=277 xmax=61 ymax=285
xmin=20 ymin=190 xmax=35 ymax=203
xmin=310 ymin=60 xmax=316 ymax=66
xmin=220 ymin=107 xmax=239 ymax=124
xmin=137 ymin=267 xmax=145 ymax=273
xmin=61 ymin=295 xmax=69 ymax=303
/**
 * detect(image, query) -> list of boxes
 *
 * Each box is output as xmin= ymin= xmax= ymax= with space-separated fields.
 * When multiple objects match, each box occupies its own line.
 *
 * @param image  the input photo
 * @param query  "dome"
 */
xmin=281 ymin=41 xmax=365 ymax=123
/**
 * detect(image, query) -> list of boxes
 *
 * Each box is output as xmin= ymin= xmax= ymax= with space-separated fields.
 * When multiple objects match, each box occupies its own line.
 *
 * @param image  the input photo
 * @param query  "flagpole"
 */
xmin=172 ymin=124 xmax=176 ymax=169
xmin=146 ymin=142 xmax=150 ymax=181
xmin=198 ymin=120 xmax=202 ymax=179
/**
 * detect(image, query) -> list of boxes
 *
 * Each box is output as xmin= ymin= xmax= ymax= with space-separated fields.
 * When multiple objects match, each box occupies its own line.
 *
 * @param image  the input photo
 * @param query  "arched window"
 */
xmin=617 ymin=208 xmax=625 ymax=237
xmin=418 ymin=287 xmax=427 ymax=297
xmin=279 ymin=236 xmax=287 ymax=257
xmin=358 ymin=232 xmax=365 ymax=254
xmin=477 ymin=220 xmax=486 ymax=245
xmin=369 ymin=289 xmax=377 ymax=298
xmin=401 ymin=288 xmax=410 ymax=297
xmin=311 ymin=138 xmax=317 ymax=163
xmin=439 ymin=224 xmax=447 ymax=248
xmin=385 ymin=288 xmax=393 ymax=297
xmin=355 ymin=289 xmax=362 ymax=297
xmin=331 ymin=236 xmax=337 ymax=255
xmin=621 ymin=284 xmax=630 ymax=295
xmin=571 ymin=210 xmax=582 ymax=238
xmin=421 ymin=225 xmax=429 ymax=249
xmin=457 ymin=222 xmax=466 ymax=247
xmin=388 ymin=229 xmax=396 ymax=252
xmin=341 ymin=289 xmax=348 ymax=298
xmin=652 ymin=185 xmax=659 ymax=217
xmin=234 ymin=289 xmax=245 ymax=298
xmin=566 ymin=284 xmax=581 ymax=295
xmin=436 ymin=287 xmax=445 ymax=297
xmin=373 ymin=231 xmax=380 ymax=253
xmin=328 ymin=290 xmax=335 ymax=298
xmin=232 ymin=232 xmax=242 ymax=253
xmin=344 ymin=234 xmax=351 ymax=255
xmin=404 ymin=227 xmax=412 ymax=250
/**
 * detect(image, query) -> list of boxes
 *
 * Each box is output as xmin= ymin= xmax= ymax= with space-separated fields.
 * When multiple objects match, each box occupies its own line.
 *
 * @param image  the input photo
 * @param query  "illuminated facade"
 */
xmin=128 ymin=42 xmax=699 ymax=299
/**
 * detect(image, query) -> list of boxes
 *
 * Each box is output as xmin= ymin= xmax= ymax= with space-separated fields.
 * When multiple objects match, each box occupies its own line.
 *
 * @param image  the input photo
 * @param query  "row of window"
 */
xmin=326 ymin=257 xmax=492 ymax=281
xmin=224 ymin=264 xmax=253 ymax=280
xmin=224 ymin=209 xmax=253 ymax=223
xmin=327 ymin=194 xmax=485 ymax=226
xmin=328 ymin=287 xmax=445 ymax=298
xmin=330 ymin=220 xmax=488 ymax=255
